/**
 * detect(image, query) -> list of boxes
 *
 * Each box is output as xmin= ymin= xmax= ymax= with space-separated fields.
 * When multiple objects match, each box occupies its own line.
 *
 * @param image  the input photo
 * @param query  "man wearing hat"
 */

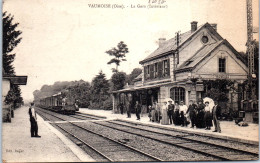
xmin=196 ymin=99 xmax=205 ymax=128
xmin=179 ymin=101 xmax=188 ymax=127
xmin=29 ymin=103 xmax=41 ymax=138
xmin=212 ymin=101 xmax=221 ymax=133
xmin=135 ymin=101 xmax=142 ymax=120
xmin=167 ymin=100 xmax=175 ymax=124
xmin=186 ymin=100 xmax=197 ymax=128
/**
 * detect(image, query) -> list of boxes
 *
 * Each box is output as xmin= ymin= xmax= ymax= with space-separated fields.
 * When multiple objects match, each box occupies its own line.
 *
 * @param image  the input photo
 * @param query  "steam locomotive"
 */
xmin=36 ymin=90 xmax=79 ymax=114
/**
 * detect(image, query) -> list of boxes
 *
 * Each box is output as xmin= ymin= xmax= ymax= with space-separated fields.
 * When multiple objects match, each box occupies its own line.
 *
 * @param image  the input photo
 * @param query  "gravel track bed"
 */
xmin=76 ymin=112 xmax=106 ymax=119
xmin=74 ymin=122 xmax=218 ymax=161
xmin=57 ymin=123 xmax=155 ymax=162
xmin=69 ymin=114 xmax=98 ymax=120
xmin=36 ymin=108 xmax=63 ymax=121
xmin=184 ymin=135 xmax=259 ymax=154
xmin=50 ymin=123 xmax=108 ymax=162
xmin=95 ymin=121 xmax=258 ymax=160
xmin=114 ymin=120 xmax=259 ymax=154
xmin=36 ymin=107 xmax=83 ymax=121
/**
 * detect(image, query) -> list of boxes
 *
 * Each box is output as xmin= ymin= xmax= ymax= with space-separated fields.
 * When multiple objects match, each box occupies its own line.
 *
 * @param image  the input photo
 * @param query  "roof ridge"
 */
xmin=140 ymin=23 xmax=210 ymax=64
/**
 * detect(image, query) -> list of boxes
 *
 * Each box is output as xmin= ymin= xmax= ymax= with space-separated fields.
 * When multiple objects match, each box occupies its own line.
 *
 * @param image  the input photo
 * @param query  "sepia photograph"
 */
xmin=2 ymin=0 xmax=259 ymax=162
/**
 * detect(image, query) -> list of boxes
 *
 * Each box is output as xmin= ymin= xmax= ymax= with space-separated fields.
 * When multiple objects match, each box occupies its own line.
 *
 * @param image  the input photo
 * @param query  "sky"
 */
xmin=3 ymin=0 xmax=259 ymax=101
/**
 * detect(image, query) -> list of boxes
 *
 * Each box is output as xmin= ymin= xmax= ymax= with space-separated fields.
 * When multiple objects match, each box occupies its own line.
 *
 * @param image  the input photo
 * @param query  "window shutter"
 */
xmin=144 ymin=66 xmax=147 ymax=80
xmin=158 ymin=61 xmax=163 ymax=78
xmin=150 ymin=64 xmax=154 ymax=79
xmin=167 ymin=59 xmax=170 ymax=76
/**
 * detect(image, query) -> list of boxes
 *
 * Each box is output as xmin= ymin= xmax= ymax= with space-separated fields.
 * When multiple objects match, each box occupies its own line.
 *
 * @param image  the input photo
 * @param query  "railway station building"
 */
xmin=112 ymin=22 xmax=255 ymax=120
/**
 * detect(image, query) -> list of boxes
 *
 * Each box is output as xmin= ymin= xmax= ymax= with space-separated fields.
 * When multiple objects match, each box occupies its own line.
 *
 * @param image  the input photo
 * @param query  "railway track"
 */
xmin=92 ymin=120 xmax=258 ymax=161
xmin=36 ymin=107 xmax=101 ymax=121
xmin=75 ymin=112 xmax=106 ymax=119
xmin=35 ymin=108 xmax=258 ymax=161
xmin=36 ymin=107 xmax=162 ymax=161
xmin=114 ymin=119 xmax=259 ymax=152
xmin=70 ymin=112 xmax=106 ymax=120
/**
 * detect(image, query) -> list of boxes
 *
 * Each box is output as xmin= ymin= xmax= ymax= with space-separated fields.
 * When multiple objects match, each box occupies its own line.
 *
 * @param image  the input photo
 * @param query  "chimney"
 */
xmin=210 ymin=23 xmax=217 ymax=31
xmin=158 ymin=38 xmax=166 ymax=48
xmin=191 ymin=21 xmax=198 ymax=32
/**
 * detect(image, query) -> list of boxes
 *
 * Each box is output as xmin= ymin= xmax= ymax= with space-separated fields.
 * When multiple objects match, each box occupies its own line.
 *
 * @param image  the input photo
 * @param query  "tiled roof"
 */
xmin=140 ymin=24 xmax=205 ymax=63
xmin=112 ymin=81 xmax=173 ymax=93
xmin=176 ymin=40 xmax=224 ymax=71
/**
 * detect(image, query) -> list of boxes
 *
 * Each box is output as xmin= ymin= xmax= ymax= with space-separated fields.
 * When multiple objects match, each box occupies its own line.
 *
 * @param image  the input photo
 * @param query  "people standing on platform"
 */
xmin=161 ymin=101 xmax=169 ymax=125
xmin=204 ymin=101 xmax=213 ymax=130
xmin=126 ymin=99 xmax=131 ymax=118
xmin=196 ymin=100 xmax=205 ymax=128
xmin=212 ymin=101 xmax=221 ymax=133
xmin=186 ymin=100 xmax=197 ymax=128
xmin=167 ymin=101 xmax=175 ymax=124
xmin=119 ymin=102 xmax=124 ymax=115
xmin=135 ymin=101 xmax=142 ymax=120
xmin=148 ymin=105 xmax=152 ymax=121
xmin=155 ymin=101 xmax=161 ymax=123
xmin=28 ymin=103 xmax=41 ymax=138
xmin=173 ymin=102 xmax=180 ymax=125
xmin=140 ymin=103 xmax=146 ymax=117
xmin=179 ymin=101 xmax=188 ymax=127
xmin=151 ymin=102 xmax=156 ymax=122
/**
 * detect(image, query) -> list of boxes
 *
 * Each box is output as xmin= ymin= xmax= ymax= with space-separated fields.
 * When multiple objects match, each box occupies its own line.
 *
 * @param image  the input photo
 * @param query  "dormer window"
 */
xmin=219 ymin=58 xmax=226 ymax=73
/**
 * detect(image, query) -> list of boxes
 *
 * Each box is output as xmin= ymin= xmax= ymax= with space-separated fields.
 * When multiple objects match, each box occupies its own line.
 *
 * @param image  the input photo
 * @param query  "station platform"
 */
xmin=2 ymin=106 xmax=95 ymax=162
xmin=79 ymin=108 xmax=259 ymax=144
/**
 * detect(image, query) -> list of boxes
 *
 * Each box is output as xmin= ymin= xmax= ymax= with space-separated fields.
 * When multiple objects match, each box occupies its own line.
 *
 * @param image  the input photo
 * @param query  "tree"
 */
xmin=111 ymin=72 xmax=127 ymax=91
xmin=89 ymin=71 xmax=112 ymax=110
xmin=203 ymin=79 xmax=234 ymax=102
xmin=5 ymin=85 xmax=23 ymax=108
xmin=126 ymin=68 xmax=142 ymax=85
xmin=106 ymin=41 xmax=129 ymax=72
xmin=3 ymin=12 xmax=22 ymax=75
xmin=3 ymin=12 xmax=23 ymax=108
xmin=67 ymin=81 xmax=91 ymax=108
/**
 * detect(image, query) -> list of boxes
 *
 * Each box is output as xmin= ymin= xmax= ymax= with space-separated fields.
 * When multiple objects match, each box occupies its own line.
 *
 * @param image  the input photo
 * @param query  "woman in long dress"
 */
xmin=173 ymin=102 xmax=180 ymax=125
xmin=155 ymin=102 xmax=161 ymax=123
xmin=151 ymin=102 xmax=156 ymax=122
xmin=204 ymin=101 xmax=213 ymax=130
xmin=161 ymin=101 xmax=169 ymax=125
xmin=196 ymin=100 xmax=205 ymax=128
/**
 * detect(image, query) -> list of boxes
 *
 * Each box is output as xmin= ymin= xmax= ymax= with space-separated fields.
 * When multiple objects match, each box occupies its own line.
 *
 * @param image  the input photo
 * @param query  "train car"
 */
xmin=36 ymin=91 xmax=77 ymax=114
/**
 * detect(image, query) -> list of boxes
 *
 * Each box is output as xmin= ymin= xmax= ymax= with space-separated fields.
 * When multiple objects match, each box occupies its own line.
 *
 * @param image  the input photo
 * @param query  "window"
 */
xmin=163 ymin=60 xmax=168 ymax=76
xmin=201 ymin=36 xmax=209 ymax=44
xmin=154 ymin=63 xmax=158 ymax=78
xmin=170 ymin=87 xmax=185 ymax=104
xmin=219 ymin=58 xmax=226 ymax=73
xmin=147 ymin=65 xmax=150 ymax=78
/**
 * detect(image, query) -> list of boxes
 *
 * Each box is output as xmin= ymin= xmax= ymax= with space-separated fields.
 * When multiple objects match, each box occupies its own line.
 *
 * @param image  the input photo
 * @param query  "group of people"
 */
xmin=118 ymin=98 xmax=222 ymax=133
xmin=148 ymin=99 xmax=222 ymax=133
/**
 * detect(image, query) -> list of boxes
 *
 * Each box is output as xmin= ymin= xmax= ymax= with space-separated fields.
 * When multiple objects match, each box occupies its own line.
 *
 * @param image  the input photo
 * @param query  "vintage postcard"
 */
xmin=2 ymin=0 xmax=259 ymax=162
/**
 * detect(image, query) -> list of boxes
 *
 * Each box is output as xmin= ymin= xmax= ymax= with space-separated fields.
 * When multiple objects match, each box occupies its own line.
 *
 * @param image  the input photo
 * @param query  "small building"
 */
xmin=112 ymin=21 xmax=249 ymax=117
xmin=2 ymin=75 xmax=27 ymax=122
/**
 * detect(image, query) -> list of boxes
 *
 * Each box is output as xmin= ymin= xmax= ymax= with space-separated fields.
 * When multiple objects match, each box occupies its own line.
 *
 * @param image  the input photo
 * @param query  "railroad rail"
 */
xmin=92 ymin=120 xmax=258 ymax=161
xmin=36 ymin=107 xmax=162 ymax=161
xmin=115 ymin=119 xmax=259 ymax=146
xmin=71 ymin=112 xmax=106 ymax=120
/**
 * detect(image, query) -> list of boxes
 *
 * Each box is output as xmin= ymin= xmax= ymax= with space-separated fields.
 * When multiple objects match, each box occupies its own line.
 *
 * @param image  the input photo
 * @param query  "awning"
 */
xmin=112 ymin=81 xmax=174 ymax=93
xmin=3 ymin=76 xmax=28 ymax=85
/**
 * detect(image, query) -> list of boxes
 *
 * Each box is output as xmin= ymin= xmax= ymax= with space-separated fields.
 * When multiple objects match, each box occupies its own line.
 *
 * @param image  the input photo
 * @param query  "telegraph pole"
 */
xmin=245 ymin=0 xmax=257 ymax=121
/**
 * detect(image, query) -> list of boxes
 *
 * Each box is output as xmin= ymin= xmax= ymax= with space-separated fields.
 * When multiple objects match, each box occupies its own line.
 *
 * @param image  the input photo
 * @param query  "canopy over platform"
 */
xmin=3 ymin=76 xmax=28 ymax=85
